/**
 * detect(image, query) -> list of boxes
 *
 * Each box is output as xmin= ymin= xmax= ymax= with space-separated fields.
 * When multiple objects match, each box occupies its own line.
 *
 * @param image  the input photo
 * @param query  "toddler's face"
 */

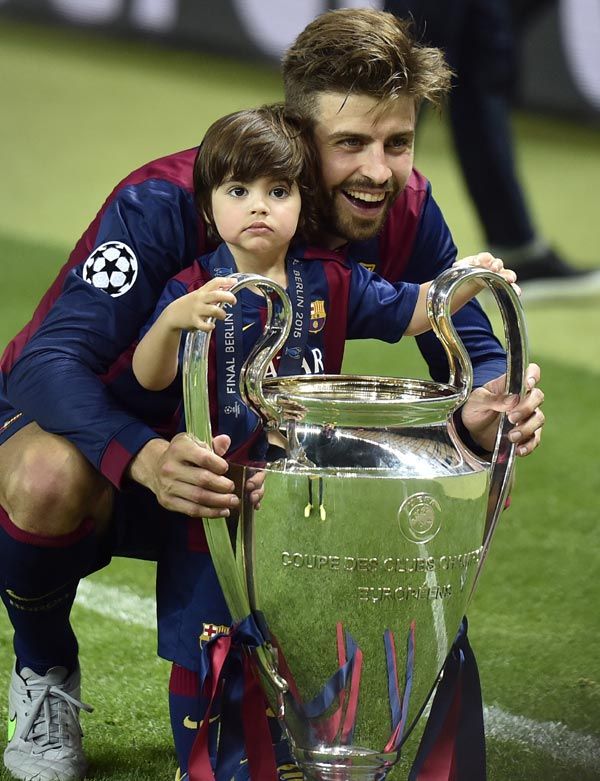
xmin=211 ymin=176 xmax=301 ymax=256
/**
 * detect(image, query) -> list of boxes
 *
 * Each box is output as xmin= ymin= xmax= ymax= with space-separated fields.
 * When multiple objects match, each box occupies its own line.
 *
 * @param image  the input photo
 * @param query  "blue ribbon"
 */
xmin=301 ymin=629 xmax=360 ymax=721
xmin=195 ymin=613 xmax=271 ymax=781
xmin=206 ymin=246 xmax=309 ymax=451
xmin=408 ymin=616 xmax=486 ymax=780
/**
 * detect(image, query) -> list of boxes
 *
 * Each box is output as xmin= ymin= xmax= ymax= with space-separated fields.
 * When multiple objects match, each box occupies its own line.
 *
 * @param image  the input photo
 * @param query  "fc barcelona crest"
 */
xmin=199 ymin=622 xmax=230 ymax=645
xmin=309 ymin=299 xmax=326 ymax=333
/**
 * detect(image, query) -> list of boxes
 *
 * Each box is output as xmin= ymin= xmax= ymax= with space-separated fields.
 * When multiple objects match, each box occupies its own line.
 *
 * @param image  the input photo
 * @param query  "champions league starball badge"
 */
xmin=183 ymin=267 xmax=528 ymax=780
xmin=82 ymin=241 xmax=138 ymax=297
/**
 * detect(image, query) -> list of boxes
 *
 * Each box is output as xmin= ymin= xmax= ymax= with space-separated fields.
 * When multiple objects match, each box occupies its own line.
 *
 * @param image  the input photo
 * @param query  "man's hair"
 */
xmin=282 ymin=8 xmax=452 ymax=119
xmin=194 ymin=105 xmax=320 ymax=241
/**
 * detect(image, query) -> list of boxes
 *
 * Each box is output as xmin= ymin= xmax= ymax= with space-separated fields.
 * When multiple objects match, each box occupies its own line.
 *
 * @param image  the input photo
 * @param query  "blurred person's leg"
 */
xmin=449 ymin=0 xmax=536 ymax=249
xmin=386 ymin=0 xmax=537 ymax=249
xmin=450 ymin=0 xmax=600 ymax=294
xmin=387 ymin=0 xmax=600 ymax=297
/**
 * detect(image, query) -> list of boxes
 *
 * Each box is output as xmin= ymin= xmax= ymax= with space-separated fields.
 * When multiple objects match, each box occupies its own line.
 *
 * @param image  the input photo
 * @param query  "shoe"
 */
xmin=4 ymin=664 xmax=93 ymax=781
xmin=515 ymin=249 xmax=600 ymax=301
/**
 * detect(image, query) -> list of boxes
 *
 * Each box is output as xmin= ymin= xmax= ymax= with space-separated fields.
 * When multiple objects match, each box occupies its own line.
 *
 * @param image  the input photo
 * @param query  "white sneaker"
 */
xmin=4 ymin=664 xmax=93 ymax=781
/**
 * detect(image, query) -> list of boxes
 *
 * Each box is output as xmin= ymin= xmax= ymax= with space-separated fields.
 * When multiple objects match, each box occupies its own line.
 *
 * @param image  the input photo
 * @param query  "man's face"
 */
xmin=312 ymin=92 xmax=416 ymax=246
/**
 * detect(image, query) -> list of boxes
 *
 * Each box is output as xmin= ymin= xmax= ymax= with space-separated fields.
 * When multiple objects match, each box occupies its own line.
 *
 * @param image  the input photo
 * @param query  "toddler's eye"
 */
xmin=228 ymin=186 xmax=247 ymax=197
xmin=270 ymin=186 xmax=290 ymax=199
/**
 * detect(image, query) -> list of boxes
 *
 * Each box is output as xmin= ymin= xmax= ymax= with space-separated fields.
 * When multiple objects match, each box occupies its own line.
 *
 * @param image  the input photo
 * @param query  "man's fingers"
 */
xmin=511 ymin=420 xmax=543 ymax=457
xmin=153 ymin=432 xmax=240 ymax=516
xmin=212 ymin=434 xmax=232 ymax=458
xmin=524 ymin=362 xmax=541 ymax=390
xmin=169 ymin=433 xmax=231 ymax=474
xmin=159 ymin=454 xmax=234 ymax=492
xmin=507 ymin=387 xmax=545 ymax=424
xmin=159 ymin=494 xmax=234 ymax=518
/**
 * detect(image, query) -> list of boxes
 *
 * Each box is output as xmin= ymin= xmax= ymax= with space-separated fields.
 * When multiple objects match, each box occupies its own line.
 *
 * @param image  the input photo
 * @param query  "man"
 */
xmin=0 ymin=8 xmax=544 ymax=781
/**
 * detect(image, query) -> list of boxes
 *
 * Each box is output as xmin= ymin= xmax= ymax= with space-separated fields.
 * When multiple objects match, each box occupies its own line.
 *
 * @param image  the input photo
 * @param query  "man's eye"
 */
xmin=270 ymin=187 xmax=289 ymax=198
xmin=387 ymin=137 xmax=410 ymax=150
xmin=339 ymin=138 xmax=362 ymax=148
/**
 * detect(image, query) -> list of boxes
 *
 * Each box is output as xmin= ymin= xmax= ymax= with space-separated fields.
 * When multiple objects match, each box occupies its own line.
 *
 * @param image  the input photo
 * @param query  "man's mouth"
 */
xmin=341 ymin=189 xmax=387 ymax=210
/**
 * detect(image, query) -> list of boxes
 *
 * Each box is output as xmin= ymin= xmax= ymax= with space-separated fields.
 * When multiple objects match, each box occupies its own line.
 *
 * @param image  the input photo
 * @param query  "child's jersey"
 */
xmin=139 ymin=243 xmax=421 ymax=454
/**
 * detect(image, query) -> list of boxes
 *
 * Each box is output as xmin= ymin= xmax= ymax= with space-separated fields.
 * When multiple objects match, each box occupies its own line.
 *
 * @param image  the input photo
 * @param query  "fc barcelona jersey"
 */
xmin=1 ymin=148 xmax=505 ymax=487
xmin=136 ymin=243 xmax=420 ymax=453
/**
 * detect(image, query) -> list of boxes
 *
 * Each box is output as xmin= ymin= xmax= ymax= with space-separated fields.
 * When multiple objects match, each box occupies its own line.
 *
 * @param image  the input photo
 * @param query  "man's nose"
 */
xmin=359 ymin=145 xmax=392 ymax=185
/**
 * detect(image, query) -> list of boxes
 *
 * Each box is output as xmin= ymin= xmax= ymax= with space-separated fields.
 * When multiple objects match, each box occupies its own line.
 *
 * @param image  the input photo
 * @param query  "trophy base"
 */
xmin=292 ymin=744 xmax=397 ymax=781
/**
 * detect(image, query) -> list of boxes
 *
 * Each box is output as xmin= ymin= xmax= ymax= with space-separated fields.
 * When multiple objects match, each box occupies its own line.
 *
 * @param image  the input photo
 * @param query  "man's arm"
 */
xmin=5 ymin=180 xmax=200 ymax=487
xmin=394 ymin=184 xmax=544 ymax=455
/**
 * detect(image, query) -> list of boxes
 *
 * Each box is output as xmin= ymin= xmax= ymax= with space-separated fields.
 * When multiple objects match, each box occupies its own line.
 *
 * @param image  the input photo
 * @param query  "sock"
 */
xmin=0 ymin=504 xmax=100 ymax=675
xmin=169 ymin=664 xmax=214 ymax=777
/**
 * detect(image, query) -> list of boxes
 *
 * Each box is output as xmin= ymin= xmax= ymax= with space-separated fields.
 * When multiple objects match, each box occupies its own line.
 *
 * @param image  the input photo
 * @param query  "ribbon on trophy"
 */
xmin=188 ymin=614 xmax=279 ymax=781
xmin=383 ymin=621 xmax=416 ymax=753
xmin=408 ymin=617 xmax=486 ymax=781
xmin=272 ymin=622 xmax=364 ymax=744
xmin=208 ymin=245 xmax=310 ymax=452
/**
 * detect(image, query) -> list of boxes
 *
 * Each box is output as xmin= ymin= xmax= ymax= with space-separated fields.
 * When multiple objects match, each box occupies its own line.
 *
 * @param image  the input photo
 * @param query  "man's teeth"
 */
xmin=344 ymin=190 xmax=386 ymax=203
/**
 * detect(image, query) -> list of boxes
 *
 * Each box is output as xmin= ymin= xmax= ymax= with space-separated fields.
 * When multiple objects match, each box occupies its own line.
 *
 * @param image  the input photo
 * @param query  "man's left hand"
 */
xmin=460 ymin=362 xmax=544 ymax=456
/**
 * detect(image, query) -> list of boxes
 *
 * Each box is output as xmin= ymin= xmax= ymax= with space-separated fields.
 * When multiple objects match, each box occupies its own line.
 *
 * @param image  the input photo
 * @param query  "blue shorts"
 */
xmin=156 ymin=514 xmax=231 ymax=669
xmin=0 ymin=396 xmax=167 ymax=562
xmin=1 ymin=396 xmax=230 ymax=668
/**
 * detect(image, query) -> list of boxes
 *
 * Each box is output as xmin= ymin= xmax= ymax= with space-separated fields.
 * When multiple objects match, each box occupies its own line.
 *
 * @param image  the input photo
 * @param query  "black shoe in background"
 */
xmin=515 ymin=249 xmax=600 ymax=300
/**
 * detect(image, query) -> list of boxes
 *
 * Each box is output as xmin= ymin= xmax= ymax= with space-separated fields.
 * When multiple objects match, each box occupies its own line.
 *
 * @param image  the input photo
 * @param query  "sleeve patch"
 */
xmin=82 ymin=241 xmax=138 ymax=297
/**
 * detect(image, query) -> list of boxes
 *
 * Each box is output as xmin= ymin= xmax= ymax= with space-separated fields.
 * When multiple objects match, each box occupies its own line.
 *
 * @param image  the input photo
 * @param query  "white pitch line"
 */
xmin=76 ymin=579 xmax=156 ymax=628
xmin=484 ymin=704 xmax=600 ymax=775
xmin=75 ymin=579 xmax=600 ymax=772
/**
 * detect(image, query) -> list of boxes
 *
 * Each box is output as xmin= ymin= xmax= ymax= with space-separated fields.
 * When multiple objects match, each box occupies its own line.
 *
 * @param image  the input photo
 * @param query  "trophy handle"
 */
xmin=182 ymin=272 xmax=292 ymax=622
xmin=427 ymin=267 xmax=529 ymax=594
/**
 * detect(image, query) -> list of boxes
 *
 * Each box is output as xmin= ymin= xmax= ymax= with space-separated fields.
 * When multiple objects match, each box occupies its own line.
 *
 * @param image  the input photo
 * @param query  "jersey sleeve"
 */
xmin=138 ymin=277 xmax=190 ymax=340
xmin=346 ymin=262 xmax=421 ymax=341
xmin=137 ymin=276 xmax=191 ymax=378
xmin=5 ymin=180 xmax=201 ymax=487
xmin=402 ymin=189 xmax=507 ymax=387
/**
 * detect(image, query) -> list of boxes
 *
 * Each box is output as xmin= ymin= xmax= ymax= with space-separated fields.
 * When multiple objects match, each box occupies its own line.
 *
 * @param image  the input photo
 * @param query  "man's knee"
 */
xmin=0 ymin=425 xmax=112 ymax=536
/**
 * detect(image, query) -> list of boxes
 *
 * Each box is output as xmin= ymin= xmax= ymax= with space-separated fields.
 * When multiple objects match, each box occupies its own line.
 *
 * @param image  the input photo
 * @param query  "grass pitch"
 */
xmin=1 ymin=17 xmax=599 ymax=781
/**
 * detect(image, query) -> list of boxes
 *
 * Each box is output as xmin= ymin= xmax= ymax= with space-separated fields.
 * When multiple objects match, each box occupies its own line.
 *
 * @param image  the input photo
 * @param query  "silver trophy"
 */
xmin=183 ymin=268 xmax=528 ymax=780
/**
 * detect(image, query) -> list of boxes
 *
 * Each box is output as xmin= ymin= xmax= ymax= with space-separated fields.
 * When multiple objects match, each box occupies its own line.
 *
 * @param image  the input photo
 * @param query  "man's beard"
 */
xmin=320 ymin=179 xmax=400 ymax=243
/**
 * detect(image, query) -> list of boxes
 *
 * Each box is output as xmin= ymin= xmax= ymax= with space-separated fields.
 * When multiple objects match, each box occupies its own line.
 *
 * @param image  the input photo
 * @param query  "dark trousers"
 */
xmin=386 ymin=0 xmax=536 ymax=248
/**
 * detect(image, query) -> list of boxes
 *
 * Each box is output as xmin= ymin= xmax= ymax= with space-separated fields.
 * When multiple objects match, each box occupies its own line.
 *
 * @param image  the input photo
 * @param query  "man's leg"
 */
xmin=0 ymin=422 xmax=113 ymax=781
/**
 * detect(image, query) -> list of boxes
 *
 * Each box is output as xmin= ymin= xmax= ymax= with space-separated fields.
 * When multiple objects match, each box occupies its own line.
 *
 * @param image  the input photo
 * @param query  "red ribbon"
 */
xmin=188 ymin=635 xmax=277 ymax=781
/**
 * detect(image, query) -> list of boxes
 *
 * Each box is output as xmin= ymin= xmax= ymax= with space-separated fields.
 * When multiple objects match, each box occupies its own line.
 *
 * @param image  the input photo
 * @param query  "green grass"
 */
xmin=1 ymin=16 xmax=600 ymax=781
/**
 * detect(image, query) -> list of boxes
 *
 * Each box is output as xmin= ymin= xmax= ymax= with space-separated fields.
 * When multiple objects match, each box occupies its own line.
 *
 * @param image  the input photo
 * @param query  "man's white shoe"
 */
xmin=4 ymin=664 xmax=93 ymax=781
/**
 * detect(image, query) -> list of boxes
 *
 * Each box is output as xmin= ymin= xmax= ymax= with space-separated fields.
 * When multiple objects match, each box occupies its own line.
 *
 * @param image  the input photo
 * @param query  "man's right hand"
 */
xmin=127 ymin=433 xmax=239 ymax=517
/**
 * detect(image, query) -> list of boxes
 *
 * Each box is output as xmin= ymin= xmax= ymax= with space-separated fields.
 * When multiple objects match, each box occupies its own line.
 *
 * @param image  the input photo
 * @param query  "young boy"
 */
xmin=131 ymin=105 xmax=517 ymax=780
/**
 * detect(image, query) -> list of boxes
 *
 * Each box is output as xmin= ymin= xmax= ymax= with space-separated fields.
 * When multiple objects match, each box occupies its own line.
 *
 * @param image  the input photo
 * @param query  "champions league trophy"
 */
xmin=183 ymin=268 xmax=528 ymax=780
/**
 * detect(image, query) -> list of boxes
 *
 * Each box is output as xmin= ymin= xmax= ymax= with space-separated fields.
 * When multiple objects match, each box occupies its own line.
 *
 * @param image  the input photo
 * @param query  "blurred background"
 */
xmin=0 ymin=2 xmax=599 ymax=780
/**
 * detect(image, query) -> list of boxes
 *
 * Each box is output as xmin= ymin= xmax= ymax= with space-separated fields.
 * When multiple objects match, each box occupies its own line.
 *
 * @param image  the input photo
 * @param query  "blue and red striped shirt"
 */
xmin=0 ymin=148 xmax=505 ymax=486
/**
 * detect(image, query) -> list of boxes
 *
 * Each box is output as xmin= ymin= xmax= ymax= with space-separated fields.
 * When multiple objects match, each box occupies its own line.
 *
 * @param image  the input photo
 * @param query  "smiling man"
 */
xmin=313 ymin=92 xmax=414 ymax=242
xmin=0 ymin=8 xmax=543 ymax=781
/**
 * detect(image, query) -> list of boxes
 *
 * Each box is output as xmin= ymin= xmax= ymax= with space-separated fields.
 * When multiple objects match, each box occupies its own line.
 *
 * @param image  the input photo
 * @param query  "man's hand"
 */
xmin=128 ymin=433 xmax=239 ymax=517
xmin=245 ymin=468 xmax=266 ymax=510
xmin=460 ymin=362 xmax=544 ymax=456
